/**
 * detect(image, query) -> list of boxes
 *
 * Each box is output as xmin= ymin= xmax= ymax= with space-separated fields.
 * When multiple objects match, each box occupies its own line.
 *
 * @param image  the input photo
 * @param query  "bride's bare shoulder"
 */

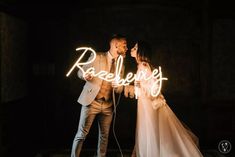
xmin=139 ymin=61 xmax=151 ymax=70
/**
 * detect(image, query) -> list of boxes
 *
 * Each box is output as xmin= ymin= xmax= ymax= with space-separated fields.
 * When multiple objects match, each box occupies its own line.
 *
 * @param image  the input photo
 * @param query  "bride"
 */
xmin=125 ymin=41 xmax=203 ymax=157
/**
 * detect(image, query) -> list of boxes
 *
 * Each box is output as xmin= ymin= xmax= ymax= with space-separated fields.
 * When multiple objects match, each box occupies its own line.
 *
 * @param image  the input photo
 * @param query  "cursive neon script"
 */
xmin=66 ymin=47 xmax=168 ymax=97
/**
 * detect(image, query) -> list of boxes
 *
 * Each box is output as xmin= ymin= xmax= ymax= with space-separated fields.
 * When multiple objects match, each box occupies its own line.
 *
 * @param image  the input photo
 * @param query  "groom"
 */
xmin=71 ymin=34 xmax=128 ymax=157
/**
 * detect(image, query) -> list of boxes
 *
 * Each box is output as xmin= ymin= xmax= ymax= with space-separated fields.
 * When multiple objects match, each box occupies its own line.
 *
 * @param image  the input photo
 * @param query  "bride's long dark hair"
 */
xmin=136 ymin=40 xmax=154 ymax=70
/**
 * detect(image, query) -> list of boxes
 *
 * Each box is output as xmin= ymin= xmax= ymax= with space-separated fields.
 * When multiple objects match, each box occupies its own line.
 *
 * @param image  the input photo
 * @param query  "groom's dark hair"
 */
xmin=109 ymin=33 xmax=126 ymax=43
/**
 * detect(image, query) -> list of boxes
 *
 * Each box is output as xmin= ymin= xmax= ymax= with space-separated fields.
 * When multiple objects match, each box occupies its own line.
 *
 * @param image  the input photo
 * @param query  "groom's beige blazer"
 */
xmin=77 ymin=52 xmax=124 ymax=106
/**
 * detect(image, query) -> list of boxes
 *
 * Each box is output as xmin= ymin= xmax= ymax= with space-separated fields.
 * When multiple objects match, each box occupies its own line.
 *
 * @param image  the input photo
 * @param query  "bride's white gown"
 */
xmin=134 ymin=62 xmax=203 ymax=157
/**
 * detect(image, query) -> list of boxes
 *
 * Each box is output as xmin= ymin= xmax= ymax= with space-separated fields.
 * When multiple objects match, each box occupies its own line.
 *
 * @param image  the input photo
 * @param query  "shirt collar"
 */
xmin=107 ymin=51 xmax=114 ymax=61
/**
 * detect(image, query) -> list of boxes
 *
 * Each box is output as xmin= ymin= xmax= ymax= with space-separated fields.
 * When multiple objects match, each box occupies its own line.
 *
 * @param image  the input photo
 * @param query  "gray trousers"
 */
xmin=71 ymin=100 xmax=113 ymax=157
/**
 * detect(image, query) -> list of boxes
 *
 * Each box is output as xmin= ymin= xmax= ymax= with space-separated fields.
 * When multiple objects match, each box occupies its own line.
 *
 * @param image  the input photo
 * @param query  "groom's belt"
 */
xmin=95 ymin=97 xmax=111 ymax=103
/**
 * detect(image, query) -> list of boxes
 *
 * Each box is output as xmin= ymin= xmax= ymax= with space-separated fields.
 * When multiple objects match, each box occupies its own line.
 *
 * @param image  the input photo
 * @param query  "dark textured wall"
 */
xmin=205 ymin=19 xmax=235 ymax=148
xmin=0 ymin=12 xmax=28 ymax=102
xmin=0 ymin=12 xmax=28 ymax=157
xmin=211 ymin=19 xmax=235 ymax=99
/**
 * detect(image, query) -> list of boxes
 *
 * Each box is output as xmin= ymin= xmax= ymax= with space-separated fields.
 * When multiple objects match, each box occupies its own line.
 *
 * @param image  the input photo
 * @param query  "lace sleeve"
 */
xmin=138 ymin=62 xmax=157 ymax=98
xmin=138 ymin=62 xmax=166 ymax=109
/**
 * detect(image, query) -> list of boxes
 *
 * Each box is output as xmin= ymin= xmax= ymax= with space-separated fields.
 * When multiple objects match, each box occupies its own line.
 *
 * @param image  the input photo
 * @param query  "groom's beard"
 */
xmin=117 ymin=52 xmax=126 ymax=58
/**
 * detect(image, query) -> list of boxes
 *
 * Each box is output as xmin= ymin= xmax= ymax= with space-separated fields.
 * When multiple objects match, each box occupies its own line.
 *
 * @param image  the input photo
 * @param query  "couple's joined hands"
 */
xmin=124 ymin=85 xmax=135 ymax=98
xmin=124 ymin=80 xmax=141 ymax=99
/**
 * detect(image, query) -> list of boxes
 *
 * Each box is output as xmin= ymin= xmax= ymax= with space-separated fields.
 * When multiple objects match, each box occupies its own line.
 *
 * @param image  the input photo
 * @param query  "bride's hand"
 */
xmin=134 ymin=80 xmax=141 ymax=88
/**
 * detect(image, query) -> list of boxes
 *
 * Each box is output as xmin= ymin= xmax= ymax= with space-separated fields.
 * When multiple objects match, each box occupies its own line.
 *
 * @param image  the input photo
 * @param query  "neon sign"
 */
xmin=66 ymin=47 xmax=168 ymax=97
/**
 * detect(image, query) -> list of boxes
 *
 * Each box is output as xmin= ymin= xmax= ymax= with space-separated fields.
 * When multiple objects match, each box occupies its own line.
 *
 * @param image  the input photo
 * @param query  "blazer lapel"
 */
xmin=102 ymin=52 xmax=108 ymax=71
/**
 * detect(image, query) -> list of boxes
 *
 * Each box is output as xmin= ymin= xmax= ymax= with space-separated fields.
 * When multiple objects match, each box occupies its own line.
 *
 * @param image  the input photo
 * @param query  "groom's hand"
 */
xmin=111 ymin=80 xmax=119 ymax=88
xmin=84 ymin=74 xmax=93 ymax=81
